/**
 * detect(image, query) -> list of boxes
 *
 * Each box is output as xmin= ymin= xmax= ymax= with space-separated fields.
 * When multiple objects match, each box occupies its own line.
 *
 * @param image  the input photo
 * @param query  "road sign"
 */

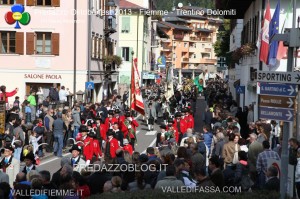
xmin=236 ymin=86 xmax=245 ymax=94
xmin=259 ymin=95 xmax=295 ymax=109
xmin=259 ymin=107 xmax=294 ymax=122
xmin=85 ymin=82 xmax=94 ymax=90
xmin=257 ymin=71 xmax=300 ymax=84
xmin=257 ymin=82 xmax=296 ymax=96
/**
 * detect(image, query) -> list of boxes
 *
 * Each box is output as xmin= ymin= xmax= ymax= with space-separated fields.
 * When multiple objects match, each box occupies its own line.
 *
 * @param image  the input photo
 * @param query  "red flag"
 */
xmin=130 ymin=58 xmax=145 ymax=115
xmin=276 ymin=41 xmax=287 ymax=60
xmin=259 ymin=0 xmax=271 ymax=64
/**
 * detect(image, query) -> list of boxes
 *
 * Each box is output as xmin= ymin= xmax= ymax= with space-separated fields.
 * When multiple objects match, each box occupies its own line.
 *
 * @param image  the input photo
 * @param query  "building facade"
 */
xmin=0 ymin=0 xmax=117 ymax=105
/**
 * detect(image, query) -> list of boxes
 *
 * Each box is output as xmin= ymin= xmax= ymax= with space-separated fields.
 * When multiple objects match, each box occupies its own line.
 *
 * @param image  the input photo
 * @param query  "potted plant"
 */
xmin=103 ymin=55 xmax=123 ymax=67
xmin=240 ymin=43 xmax=256 ymax=56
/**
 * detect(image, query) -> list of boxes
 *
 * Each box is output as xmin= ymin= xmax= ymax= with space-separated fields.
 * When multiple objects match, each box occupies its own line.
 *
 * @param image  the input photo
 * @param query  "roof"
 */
xmin=160 ymin=21 xmax=192 ymax=31
xmin=119 ymin=0 xmax=144 ymax=9
xmin=157 ymin=22 xmax=170 ymax=29
xmin=196 ymin=28 xmax=213 ymax=33
xmin=164 ymin=16 xmax=188 ymax=23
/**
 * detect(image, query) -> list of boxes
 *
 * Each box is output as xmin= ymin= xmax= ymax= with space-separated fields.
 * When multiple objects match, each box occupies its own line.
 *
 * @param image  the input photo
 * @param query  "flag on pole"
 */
xmin=130 ymin=58 xmax=145 ymax=115
xmin=259 ymin=0 xmax=271 ymax=64
xmin=268 ymin=1 xmax=280 ymax=67
xmin=165 ymin=65 xmax=174 ymax=100
xmin=277 ymin=0 xmax=292 ymax=61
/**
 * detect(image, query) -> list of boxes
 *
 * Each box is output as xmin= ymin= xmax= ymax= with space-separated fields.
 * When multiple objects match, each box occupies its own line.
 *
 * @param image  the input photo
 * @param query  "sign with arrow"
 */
xmin=257 ymin=82 xmax=296 ymax=96
xmin=259 ymin=107 xmax=294 ymax=122
xmin=259 ymin=95 xmax=295 ymax=109
xmin=257 ymin=71 xmax=300 ymax=84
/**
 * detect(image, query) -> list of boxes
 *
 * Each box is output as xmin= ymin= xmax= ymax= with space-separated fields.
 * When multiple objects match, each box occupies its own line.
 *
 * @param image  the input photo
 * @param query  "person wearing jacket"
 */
xmin=72 ymin=106 xmax=82 ymax=139
xmin=295 ymin=148 xmax=300 ymax=197
xmin=145 ymin=103 xmax=156 ymax=131
xmin=104 ymin=130 xmax=120 ymax=160
xmin=53 ymin=112 xmax=67 ymax=157
xmin=234 ymin=151 xmax=252 ymax=191
xmin=203 ymin=125 xmax=213 ymax=156
xmin=173 ymin=112 xmax=187 ymax=144
xmin=222 ymin=133 xmax=240 ymax=169
xmin=270 ymin=120 xmax=281 ymax=150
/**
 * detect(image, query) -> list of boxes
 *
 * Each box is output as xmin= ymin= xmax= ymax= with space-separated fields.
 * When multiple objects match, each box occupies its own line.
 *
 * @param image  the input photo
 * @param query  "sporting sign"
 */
xmin=257 ymin=71 xmax=300 ymax=84
xmin=259 ymin=107 xmax=294 ymax=122
xmin=257 ymin=82 xmax=296 ymax=96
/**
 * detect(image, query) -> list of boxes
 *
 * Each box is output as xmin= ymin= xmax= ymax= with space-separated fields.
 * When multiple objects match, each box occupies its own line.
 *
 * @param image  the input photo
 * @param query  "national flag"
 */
xmin=259 ymin=0 xmax=271 ymax=64
xmin=268 ymin=1 xmax=280 ymax=67
xmin=130 ymin=58 xmax=145 ymax=115
xmin=277 ymin=0 xmax=292 ymax=61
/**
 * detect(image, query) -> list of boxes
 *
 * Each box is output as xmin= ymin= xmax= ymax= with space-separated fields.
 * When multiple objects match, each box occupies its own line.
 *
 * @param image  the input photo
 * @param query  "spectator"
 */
xmin=15 ymin=172 xmax=31 ymax=186
xmin=0 ymin=169 xmax=9 ymax=184
xmin=213 ymin=129 xmax=225 ymax=158
xmin=203 ymin=125 xmax=213 ymax=156
xmin=27 ymin=90 xmax=37 ymax=121
xmin=59 ymin=86 xmax=69 ymax=104
xmin=289 ymin=138 xmax=300 ymax=166
xmin=0 ymin=182 xmax=11 ymax=199
xmin=53 ymin=112 xmax=67 ymax=157
xmin=72 ymin=106 xmax=81 ymax=139
xmin=13 ymin=183 xmax=31 ymax=199
xmin=208 ymin=155 xmax=224 ymax=189
xmin=270 ymin=120 xmax=281 ymax=150
xmin=103 ymin=181 xmax=113 ymax=193
xmin=87 ymin=162 xmax=112 ymax=194
xmin=13 ymin=96 xmax=20 ymax=109
xmin=51 ymin=157 xmax=71 ymax=187
xmin=44 ymin=108 xmax=55 ymax=152
xmin=222 ymin=133 xmax=240 ymax=169
xmin=39 ymin=170 xmax=57 ymax=199
xmin=256 ymin=141 xmax=280 ymax=189
xmin=190 ymin=143 xmax=205 ymax=170
xmin=234 ymin=151 xmax=253 ymax=191
xmin=264 ymin=166 xmax=280 ymax=192
xmin=155 ymin=165 xmax=184 ymax=191
xmin=194 ymin=166 xmax=215 ymax=187
xmin=176 ymin=159 xmax=197 ymax=188
xmin=73 ymin=171 xmax=91 ymax=198
xmin=111 ymin=176 xmax=123 ymax=193
xmin=31 ymin=177 xmax=48 ymax=199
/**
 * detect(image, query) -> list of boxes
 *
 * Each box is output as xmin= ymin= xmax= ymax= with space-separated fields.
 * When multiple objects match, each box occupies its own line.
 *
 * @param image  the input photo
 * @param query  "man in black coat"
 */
xmin=87 ymin=163 xmax=112 ymax=194
xmin=51 ymin=157 xmax=70 ymax=187
xmin=264 ymin=166 xmax=280 ymax=192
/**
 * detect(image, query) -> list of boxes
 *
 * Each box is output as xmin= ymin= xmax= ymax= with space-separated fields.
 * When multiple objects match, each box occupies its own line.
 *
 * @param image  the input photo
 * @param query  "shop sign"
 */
xmin=24 ymin=74 xmax=62 ymax=79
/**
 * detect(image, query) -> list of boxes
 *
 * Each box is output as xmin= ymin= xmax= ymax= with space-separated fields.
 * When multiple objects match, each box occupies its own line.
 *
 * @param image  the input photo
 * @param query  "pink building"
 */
xmin=0 ymin=0 xmax=118 ymax=105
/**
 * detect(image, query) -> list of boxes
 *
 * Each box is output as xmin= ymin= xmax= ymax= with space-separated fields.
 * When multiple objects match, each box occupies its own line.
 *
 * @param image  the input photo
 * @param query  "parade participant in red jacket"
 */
xmin=95 ymin=115 xmax=107 ymax=144
xmin=0 ymin=86 xmax=18 ymax=108
xmin=122 ymin=139 xmax=133 ymax=155
xmin=114 ymin=109 xmax=125 ymax=128
xmin=85 ymin=119 xmax=96 ymax=129
xmin=104 ymin=110 xmax=117 ymax=132
xmin=104 ymin=130 xmax=120 ymax=160
xmin=88 ymin=128 xmax=102 ymax=160
xmin=173 ymin=112 xmax=187 ymax=144
xmin=184 ymin=108 xmax=194 ymax=129
xmin=121 ymin=112 xmax=139 ymax=149
xmin=76 ymin=125 xmax=93 ymax=166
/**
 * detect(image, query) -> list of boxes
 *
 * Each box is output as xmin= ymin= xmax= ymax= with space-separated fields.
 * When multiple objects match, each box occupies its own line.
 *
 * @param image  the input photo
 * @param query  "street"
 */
xmin=37 ymin=97 xmax=206 ymax=176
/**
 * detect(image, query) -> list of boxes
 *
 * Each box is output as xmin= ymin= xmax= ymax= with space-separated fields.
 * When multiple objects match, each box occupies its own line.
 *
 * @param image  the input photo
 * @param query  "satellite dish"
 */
xmin=178 ymin=2 xmax=183 ymax=8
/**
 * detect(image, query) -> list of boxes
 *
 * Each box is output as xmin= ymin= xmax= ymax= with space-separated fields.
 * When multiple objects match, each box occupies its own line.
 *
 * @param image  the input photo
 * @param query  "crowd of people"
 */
xmin=0 ymin=76 xmax=295 ymax=199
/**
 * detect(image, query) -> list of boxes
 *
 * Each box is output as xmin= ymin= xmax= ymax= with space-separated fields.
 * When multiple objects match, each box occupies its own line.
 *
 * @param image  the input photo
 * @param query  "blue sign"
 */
xmin=258 ymin=82 xmax=296 ymax=96
xmin=236 ymin=86 xmax=245 ymax=94
xmin=157 ymin=56 xmax=166 ymax=68
xmin=259 ymin=107 xmax=294 ymax=122
xmin=85 ymin=82 xmax=94 ymax=90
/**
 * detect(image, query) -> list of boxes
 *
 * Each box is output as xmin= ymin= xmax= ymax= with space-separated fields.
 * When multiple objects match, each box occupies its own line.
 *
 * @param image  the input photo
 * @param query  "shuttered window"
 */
xmin=15 ymin=32 xmax=24 ymax=55
xmin=16 ymin=0 xmax=24 ymax=4
xmin=27 ymin=0 xmax=60 ymax=6
xmin=0 ymin=31 xmax=16 ymax=54
xmin=26 ymin=32 xmax=59 ymax=55
xmin=98 ymin=38 xmax=102 ymax=59
xmin=121 ymin=17 xmax=130 ymax=33
xmin=0 ymin=0 xmax=14 ymax=5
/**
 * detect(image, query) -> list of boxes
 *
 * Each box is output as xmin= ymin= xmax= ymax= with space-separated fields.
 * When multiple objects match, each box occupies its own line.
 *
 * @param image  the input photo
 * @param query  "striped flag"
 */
xmin=259 ymin=0 xmax=271 ymax=64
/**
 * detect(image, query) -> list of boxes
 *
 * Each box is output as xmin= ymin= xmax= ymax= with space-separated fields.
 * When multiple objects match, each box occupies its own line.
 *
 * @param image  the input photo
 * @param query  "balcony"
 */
xmin=182 ymin=57 xmax=189 ymax=62
xmin=174 ymin=34 xmax=184 ymax=40
xmin=104 ymin=15 xmax=117 ymax=36
xmin=205 ymin=48 xmax=211 ymax=52
xmin=200 ymin=58 xmax=217 ymax=64
xmin=161 ymin=39 xmax=171 ymax=43
xmin=190 ymin=37 xmax=200 ymax=41
xmin=201 ymin=38 xmax=212 ymax=42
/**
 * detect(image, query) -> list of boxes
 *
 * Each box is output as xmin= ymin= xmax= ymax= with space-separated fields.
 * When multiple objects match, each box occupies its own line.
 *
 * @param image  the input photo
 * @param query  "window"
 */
xmin=0 ymin=0 xmax=15 ymax=5
xmin=0 ymin=31 xmax=15 ymax=53
xmin=184 ymin=43 xmax=187 ymax=47
xmin=202 ymin=44 xmax=205 ymax=48
xmin=193 ymin=54 xmax=196 ymax=59
xmin=36 ymin=32 xmax=51 ymax=55
xmin=98 ymin=38 xmax=102 ymax=59
xmin=122 ymin=47 xmax=130 ymax=61
xmin=36 ymin=0 xmax=51 ymax=6
xmin=121 ymin=17 xmax=130 ymax=33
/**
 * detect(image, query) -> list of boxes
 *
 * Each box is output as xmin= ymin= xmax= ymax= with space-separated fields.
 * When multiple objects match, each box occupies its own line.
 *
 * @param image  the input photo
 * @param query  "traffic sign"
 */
xmin=259 ymin=95 xmax=295 ymax=109
xmin=257 ymin=82 xmax=296 ymax=96
xmin=259 ymin=107 xmax=294 ymax=122
xmin=257 ymin=71 xmax=300 ymax=84
xmin=236 ymin=86 xmax=245 ymax=94
xmin=85 ymin=82 xmax=94 ymax=90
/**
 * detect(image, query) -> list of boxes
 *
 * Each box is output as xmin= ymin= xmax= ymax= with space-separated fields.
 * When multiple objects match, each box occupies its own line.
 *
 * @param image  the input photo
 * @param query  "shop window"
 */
xmin=0 ymin=31 xmax=16 ymax=54
xmin=0 ymin=0 xmax=15 ymax=4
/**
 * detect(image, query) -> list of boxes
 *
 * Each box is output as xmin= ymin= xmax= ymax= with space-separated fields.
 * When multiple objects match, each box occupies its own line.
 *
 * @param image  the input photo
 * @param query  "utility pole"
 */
xmin=272 ymin=0 xmax=297 ymax=198
xmin=87 ymin=0 xmax=92 ymax=103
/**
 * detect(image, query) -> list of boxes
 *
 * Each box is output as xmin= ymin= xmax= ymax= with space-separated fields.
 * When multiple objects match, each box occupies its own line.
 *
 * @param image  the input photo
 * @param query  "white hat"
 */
xmin=123 ymin=139 xmax=129 ymax=145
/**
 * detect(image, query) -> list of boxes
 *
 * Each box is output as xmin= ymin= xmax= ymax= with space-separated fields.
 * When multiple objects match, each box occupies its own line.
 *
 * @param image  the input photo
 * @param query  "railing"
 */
xmin=174 ymin=34 xmax=184 ymax=40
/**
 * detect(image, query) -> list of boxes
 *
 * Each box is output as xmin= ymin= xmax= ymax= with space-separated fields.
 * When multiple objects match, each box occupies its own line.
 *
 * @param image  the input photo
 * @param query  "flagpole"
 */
xmin=130 ymin=51 xmax=134 ymax=115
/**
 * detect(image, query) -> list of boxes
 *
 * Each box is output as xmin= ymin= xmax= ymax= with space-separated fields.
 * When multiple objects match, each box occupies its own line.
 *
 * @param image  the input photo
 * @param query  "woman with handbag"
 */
xmin=222 ymin=133 xmax=240 ymax=170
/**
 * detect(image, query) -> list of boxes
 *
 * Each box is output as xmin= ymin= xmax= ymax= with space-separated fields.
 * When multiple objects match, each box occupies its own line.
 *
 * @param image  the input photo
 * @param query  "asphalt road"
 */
xmin=38 ymin=97 xmax=207 ymax=176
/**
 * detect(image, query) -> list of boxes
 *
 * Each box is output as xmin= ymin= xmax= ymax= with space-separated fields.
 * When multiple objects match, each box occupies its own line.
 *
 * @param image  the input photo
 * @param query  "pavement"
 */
xmin=37 ymin=96 xmax=207 ymax=176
